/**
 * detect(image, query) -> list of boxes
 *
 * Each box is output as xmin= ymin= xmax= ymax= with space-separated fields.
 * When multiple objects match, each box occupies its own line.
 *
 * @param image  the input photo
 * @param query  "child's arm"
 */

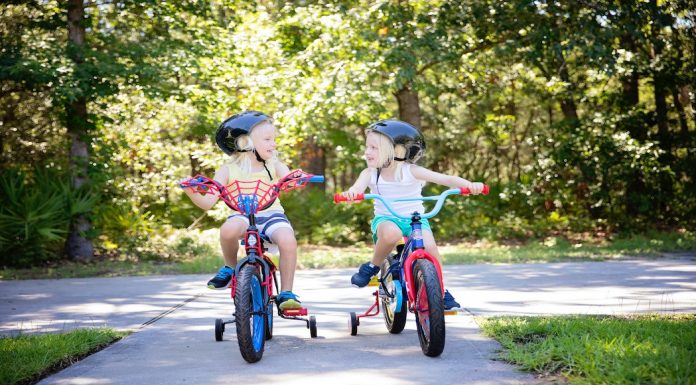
xmin=274 ymin=161 xmax=291 ymax=179
xmin=181 ymin=166 xmax=229 ymax=210
xmin=341 ymin=168 xmax=371 ymax=200
xmin=411 ymin=165 xmax=484 ymax=194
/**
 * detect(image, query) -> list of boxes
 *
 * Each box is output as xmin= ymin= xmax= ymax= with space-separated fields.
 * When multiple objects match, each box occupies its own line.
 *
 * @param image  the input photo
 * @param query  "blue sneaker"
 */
xmin=444 ymin=290 xmax=461 ymax=310
xmin=276 ymin=291 xmax=302 ymax=310
xmin=351 ymin=262 xmax=381 ymax=288
xmin=207 ymin=266 xmax=233 ymax=290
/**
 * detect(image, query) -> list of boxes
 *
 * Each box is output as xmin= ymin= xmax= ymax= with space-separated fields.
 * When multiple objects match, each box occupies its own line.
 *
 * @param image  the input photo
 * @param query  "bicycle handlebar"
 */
xmin=180 ymin=169 xmax=324 ymax=214
xmin=333 ymin=184 xmax=489 ymax=219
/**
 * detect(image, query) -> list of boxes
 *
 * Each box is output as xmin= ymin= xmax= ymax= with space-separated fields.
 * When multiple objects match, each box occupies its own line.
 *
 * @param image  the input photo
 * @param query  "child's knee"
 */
xmin=377 ymin=225 xmax=401 ymax=244
xmin=220 ymin=221 xmax=244 ymax=241
xmin=272 ymin=228 xmax=297 ymax=248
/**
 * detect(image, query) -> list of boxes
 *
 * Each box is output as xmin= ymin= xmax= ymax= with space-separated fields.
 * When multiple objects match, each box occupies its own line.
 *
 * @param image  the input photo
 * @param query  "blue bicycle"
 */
xmin=335 ymin=185 xmax=488 ymax=357
xmin=182 ymin=170 xmax=323 ymax=363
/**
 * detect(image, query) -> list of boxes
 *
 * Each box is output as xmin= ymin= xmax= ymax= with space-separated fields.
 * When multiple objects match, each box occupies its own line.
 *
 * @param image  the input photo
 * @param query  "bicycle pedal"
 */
xmin=367 ymin=276 xmax=379 ymax=286
xmin=282 ymin=308 xmax=308 ymax=316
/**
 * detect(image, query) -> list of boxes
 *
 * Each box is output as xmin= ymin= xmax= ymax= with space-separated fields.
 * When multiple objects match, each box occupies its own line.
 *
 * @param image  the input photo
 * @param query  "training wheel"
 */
xmin=349 ymin=312 xmax=358 ymax=336
xmin=214 ymin=318 xmax=224 ymax=341
xmin=309 ymin=315 xmax=317 ymax=338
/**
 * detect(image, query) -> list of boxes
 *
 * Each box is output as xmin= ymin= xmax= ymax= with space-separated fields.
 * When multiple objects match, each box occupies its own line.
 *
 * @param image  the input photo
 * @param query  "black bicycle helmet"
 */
xmin=215 ymin=111 xmax=271 ymax=155
xmin=367 ymin=119 xmax=426 ymax=163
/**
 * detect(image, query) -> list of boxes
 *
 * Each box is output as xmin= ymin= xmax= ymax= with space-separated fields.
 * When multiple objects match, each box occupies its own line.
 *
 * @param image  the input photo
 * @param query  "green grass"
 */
xmin=2 ymin=231 xmax=693 ymax=280
xmin=0 ymin=328 xmax=127 ymax=385
xmin=479 ymin=314 xmax=696 ymax=384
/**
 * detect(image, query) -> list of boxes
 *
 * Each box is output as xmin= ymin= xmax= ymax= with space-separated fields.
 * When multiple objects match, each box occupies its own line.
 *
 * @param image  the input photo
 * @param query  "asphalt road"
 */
xmin=2 ymin=257 xmax=695 ymax=385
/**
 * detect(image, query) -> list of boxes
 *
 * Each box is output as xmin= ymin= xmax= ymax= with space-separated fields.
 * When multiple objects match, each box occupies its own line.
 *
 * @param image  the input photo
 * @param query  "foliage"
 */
xmin=1 ymin=1 xmax=694 ymax=264
xmin=0 ymin=166 xmax=95 ymax=267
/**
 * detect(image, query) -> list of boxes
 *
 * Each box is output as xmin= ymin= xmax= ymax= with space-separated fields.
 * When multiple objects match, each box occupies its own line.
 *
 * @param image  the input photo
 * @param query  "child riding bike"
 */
xmin=340 ymin=119 xmax=485 ymax=310
xmin=181 ymin=111 xmax=302 ymax=310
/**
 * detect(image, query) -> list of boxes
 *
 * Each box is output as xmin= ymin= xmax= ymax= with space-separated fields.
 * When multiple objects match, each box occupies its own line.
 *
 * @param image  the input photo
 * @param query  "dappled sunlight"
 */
xmin=54 ymin=378 xmax=112 ymax=385
xmin=15 ymin=293 xmax=52 ymax=300
xmin=247 ymin=370 xmax=416 ymax=385
xmin=0 ymin=275 xmax=210 ymax=335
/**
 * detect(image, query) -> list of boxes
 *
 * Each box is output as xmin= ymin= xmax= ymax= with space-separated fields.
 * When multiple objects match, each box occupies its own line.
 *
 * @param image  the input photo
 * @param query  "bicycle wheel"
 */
xmin=234 ymin=264 xmax=266 ymax=363
xmin=413 ymin=259 xmax=445 ymax=357
xmin=380 ymin=255 xmax=407 ymax=334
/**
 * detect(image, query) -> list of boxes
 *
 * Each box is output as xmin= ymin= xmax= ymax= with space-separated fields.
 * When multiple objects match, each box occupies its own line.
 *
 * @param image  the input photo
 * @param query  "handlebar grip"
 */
xmin=333 ymin=193 xmax=364 ymax=203
xmin=309 ymin=176 xmax=324 ymax=183
xmin=179 ymin=177 xmax=202 ymax=189
xmin=459 ymin=184 xmax=490 ymax=195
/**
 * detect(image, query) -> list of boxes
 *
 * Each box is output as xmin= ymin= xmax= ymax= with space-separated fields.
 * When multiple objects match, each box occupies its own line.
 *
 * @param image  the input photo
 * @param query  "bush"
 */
xmin=0 ymin=167 xmax=95 ymax=267
xmin=282 ymin=187 xmax=372 ymax=244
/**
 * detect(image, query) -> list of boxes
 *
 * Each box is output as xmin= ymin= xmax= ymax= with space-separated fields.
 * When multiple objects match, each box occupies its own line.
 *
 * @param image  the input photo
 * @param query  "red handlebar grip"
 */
xmin=459 ymin=184 xmax=490 ymax=195
xmin=333 ymin=193 xmax=364 ymax=203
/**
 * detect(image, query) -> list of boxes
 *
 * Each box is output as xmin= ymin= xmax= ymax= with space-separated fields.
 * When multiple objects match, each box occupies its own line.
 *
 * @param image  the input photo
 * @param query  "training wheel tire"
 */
xmin=214 ymin=318 xmax=224 ymax=341
xmin=309 ymin=315 xmax=318 ymax=338
xmin=349 ymin=312 xmax=358 ymax=336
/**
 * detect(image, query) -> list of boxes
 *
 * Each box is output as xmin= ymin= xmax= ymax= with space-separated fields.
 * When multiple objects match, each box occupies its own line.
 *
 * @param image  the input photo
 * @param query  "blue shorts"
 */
xmin=370 ymin=215 xmax=431 ymax=244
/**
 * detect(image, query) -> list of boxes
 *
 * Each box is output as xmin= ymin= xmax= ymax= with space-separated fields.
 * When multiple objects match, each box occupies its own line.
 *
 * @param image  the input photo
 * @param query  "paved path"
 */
xmin=1 ymin=258 xmax=695 ymax=385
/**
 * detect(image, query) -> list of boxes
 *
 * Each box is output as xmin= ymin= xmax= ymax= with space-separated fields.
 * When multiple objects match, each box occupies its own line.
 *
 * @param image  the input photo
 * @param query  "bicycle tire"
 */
xmin=234 ymin=264 xmax=266 ymax=363
xmin=380 ymin=255 xmax=407 ymax=334
xmin=413 ymin=259 xmax=445 ymax=357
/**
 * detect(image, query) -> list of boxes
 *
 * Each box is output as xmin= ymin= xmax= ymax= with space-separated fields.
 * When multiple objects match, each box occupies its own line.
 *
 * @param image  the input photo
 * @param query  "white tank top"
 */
xmin=368 ymin=164 xmax=425 ymax=217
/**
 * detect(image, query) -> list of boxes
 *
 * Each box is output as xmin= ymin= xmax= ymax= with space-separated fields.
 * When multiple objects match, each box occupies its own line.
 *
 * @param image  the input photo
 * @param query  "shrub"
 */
xmin=0 ymin=167 xmax=94 ymax=267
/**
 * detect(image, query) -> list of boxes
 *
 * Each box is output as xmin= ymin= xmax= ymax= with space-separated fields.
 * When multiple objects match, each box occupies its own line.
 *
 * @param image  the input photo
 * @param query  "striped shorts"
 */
xmin=226 ymin=210 xmax=293 ymax=240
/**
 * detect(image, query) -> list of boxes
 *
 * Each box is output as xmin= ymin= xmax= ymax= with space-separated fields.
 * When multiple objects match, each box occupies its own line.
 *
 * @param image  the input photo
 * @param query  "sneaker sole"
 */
xmin=278 ymin=299 xmax=302 ymax=310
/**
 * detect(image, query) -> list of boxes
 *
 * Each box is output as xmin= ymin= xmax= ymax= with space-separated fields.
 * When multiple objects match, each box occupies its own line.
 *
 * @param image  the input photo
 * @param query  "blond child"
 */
xmin=181 ymin=111 xmax=301 ymax=310
xmin=341 ymin=119 xmax=484 ymax=310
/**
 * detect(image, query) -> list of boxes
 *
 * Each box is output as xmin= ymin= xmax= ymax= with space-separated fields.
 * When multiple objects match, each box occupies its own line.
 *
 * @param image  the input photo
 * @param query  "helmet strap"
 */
xmin=253 ymin=150 xmax=273 ymax=181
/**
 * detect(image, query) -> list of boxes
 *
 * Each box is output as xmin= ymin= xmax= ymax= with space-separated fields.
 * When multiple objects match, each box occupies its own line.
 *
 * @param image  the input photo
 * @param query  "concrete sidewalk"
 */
xmin=2 ymin=258 xmax=695 ymax=385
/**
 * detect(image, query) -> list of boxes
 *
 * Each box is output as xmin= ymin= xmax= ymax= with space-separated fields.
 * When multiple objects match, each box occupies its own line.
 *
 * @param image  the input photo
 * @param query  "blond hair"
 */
xmin=227 ymin=122 xmax=278 ymax=176
xmin=367 ymin=130 xmax=407 ymax=182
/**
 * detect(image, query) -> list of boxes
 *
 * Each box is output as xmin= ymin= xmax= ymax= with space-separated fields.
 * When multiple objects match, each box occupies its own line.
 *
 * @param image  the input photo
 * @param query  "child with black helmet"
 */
xmin=181 ymin=111 xmax=303 ymax=310
xmin=340 ymin=119 xmax=485 ymax=310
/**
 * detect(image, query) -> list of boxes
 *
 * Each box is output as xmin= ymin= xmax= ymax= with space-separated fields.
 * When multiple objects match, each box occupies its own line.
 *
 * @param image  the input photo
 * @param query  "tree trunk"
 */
xmin=620 ymin=33 xmax=640 ymax=107
xmin=556 ymin=52 xmax=579 ymax=122
xmin=395 ymin=85 xmax=422 ymax=128
xmin=651 ymin=56 xmax=671 ymax=155
xmin=298 ymin=136 xmax=326 ymax=191
xmin=189 ymin=153 xmax=200 ymax=176
xmin=65 ymin=0 xmax=93 ymax=261
xmin=672 ymin=88 xmax=689 ymax=138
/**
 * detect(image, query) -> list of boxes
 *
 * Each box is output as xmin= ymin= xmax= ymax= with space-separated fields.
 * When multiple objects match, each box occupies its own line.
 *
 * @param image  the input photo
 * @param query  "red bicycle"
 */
xmin=181 ymin=170 xmax=323 ymax=363
xmin=335 ymin=185 xmax=488 ymax=357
